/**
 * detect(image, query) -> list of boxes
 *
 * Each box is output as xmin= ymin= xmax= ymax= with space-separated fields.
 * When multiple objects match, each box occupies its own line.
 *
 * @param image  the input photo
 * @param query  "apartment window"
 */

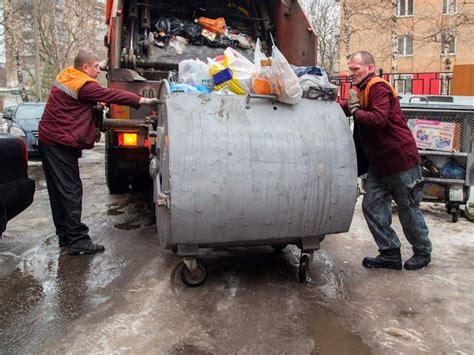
xmin=443 ymin=0 xmax=457 ymax=14
xmin=441 ymin=34 xmax=456 ymax=54
xmin=397 ymin=0 xmax=414 ymax=16
xmin=398 ymin=35 xmax=413 ymax=56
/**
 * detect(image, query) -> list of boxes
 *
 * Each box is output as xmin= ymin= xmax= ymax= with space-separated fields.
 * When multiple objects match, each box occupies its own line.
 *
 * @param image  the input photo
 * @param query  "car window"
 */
xmin=2 ymin=106 xmax=16 ymax=118
xmin=15 ymin=104 xmax=46 ymax=120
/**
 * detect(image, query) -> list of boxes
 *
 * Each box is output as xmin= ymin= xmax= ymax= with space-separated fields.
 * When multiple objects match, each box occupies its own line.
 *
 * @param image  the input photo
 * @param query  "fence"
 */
xmin=331 ymin=71 xmax=453 ymax=101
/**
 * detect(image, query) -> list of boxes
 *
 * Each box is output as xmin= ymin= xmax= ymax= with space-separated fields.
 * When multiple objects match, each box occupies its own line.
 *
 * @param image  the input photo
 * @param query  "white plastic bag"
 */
xmin=178 ymin=59 xmax=213 ymax=89
xmin=222 ymin=47 xmax=256 ymax=94
xmin=270 ymin=45 xmax=302 ymax=105
xmin=251 ymin=39 xmax=276 ymax=95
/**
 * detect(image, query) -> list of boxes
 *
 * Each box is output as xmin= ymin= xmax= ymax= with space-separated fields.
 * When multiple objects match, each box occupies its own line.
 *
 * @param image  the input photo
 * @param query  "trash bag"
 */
xmin=209 ymin=47 xmax=256 ymax=95
xmin=250 ymin=40 xmax=302 ymax=104
xmin=298 ymin=74 xmax=338 ymax=100
xmin=252 ymin=39 xmax=276 ymax=95
xmin=269 ymin=45 xmax=302 ymax=105
xmin=292 ymin=65 xmax=326 ymax=78
xmin=183 ymin=22 xmax=203 ymax=43
xmin=155 ymin=18 xmax=185 ymax=35
xmin=179 ymin=59 xmax=213 ymax=89
xmin=291 ymin=65 xmax=337 ymax=100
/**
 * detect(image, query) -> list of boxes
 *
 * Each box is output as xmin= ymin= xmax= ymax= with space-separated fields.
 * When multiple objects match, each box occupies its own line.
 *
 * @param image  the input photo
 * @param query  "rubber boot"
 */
xmin=362 ymin=248 xmax=402 ymax=270
xmin=404 ymin=253 xmax=431 ymax=270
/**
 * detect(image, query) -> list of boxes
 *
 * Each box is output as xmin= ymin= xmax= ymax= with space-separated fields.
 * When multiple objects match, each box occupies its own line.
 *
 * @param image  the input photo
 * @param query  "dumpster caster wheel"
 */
xmin=298 ymin=254 xmax=310 ymax=282
xmin=451 ymin=208 xmax=460 ymax=223
xmin=179 ymin=259 xmax=207 ymax=287
xmin=271 ymin=244 xmax=288 ymax=252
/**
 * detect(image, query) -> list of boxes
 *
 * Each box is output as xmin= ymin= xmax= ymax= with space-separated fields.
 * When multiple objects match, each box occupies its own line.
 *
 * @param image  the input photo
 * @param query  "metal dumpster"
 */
xmin=150 ymin=81 xmax=357 ymax=286
xmin=400 ymin=95 xmax=474 ymax=222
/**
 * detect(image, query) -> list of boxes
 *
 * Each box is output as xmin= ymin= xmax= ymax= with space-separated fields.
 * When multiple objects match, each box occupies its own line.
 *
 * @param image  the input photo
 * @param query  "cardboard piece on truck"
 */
xmin=408 ymin=119 xmax=459 ymax=152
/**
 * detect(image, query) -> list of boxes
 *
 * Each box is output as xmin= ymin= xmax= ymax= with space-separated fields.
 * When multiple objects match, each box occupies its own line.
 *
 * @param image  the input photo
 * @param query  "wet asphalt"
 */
xmin=0 ymin=144 xmax=370 ymax=354
xmin=0 ymin=146 xmax=160 ymax=353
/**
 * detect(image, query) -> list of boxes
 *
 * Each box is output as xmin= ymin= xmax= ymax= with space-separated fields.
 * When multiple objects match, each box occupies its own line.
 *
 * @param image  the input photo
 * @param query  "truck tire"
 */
xmin=105 ymin=135 xmax=129 ymax=194
xmin=131 ymin=174 xmax=152 ymax=193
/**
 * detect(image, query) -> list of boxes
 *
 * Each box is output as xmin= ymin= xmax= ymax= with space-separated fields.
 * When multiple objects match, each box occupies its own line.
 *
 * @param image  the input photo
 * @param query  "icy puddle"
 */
xmin=307 ymin=306 xmax=371 ymax=354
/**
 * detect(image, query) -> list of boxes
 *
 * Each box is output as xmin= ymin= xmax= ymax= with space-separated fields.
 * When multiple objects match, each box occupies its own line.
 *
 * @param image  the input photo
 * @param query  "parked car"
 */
xmin=0 ymin=132 xmax=35 ymax=236
xmin=5 ymin=102 xmax=46 ymax=156
xmin=2 ymin=105 xmax=17 ymax=119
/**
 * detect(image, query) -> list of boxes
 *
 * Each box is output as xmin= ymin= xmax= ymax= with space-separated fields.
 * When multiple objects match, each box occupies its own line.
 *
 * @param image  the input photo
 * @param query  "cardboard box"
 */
xmin=408 ymin=119 xmax=458 ymax=152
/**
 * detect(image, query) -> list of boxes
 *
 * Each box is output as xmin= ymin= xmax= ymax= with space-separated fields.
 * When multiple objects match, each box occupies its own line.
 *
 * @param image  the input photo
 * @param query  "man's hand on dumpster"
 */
xmin=140 ymin=97 xmax=160 ymax=106
xmin=348 ymin=89 xmax=360 ymax=115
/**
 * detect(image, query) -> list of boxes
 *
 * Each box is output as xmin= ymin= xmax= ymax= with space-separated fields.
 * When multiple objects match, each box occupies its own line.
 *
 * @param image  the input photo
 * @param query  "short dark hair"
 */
xmin=350 ymin=51 xmax=375 ymax=66
xmin=74 ymin=48 xmax=99 ymax=68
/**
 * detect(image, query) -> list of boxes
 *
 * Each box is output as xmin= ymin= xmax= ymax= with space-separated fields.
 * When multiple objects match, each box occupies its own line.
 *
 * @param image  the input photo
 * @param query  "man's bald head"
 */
xmin=349 ymin=51 xmax=376 ymax=67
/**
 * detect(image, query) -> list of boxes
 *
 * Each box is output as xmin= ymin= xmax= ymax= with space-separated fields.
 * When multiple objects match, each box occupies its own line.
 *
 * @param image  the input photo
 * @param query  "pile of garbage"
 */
xmin=171 ymin=39 xmax=337 ymax=105
xmin=153 ymin=16 xmax=253 ymax=53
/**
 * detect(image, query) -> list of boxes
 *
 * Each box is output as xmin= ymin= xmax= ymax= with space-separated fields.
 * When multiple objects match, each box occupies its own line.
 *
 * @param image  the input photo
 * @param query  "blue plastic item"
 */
xmin=170 ymin=83 xmax=201 ymax=93
xmin=440 ymin=160 xmax=466 ymax=180
xmin=212 ymin=67 xmax=233 ymax=86
xmin=291 ymin=65 xmax=326 ymax=78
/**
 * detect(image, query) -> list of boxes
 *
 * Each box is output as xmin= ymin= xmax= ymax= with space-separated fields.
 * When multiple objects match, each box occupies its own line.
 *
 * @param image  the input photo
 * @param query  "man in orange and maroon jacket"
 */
xmin=39 ymin=48 xmax=157 ymax=255
xmin=341 ymin=51 xmax=432 ymax=271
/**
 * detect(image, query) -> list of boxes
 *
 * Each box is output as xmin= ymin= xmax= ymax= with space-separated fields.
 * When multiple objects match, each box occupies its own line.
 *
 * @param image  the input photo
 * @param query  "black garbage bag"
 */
xmin=154 ymin=18 xmax=185 ymax=35
xmin=183 ymin=22 xmax=203 ymax=43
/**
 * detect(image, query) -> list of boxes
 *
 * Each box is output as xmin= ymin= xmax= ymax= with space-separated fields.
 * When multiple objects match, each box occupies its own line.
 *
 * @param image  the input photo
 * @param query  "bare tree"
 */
xmin=3 ymin=0 xmax=29 ymax=101
xmin=301 ymin=0 xmax=339 ymax=75
xmin=3 ymin=0 xmax=106 ymax=98
xmin=339 ymin=0 xmax=386 ymax=61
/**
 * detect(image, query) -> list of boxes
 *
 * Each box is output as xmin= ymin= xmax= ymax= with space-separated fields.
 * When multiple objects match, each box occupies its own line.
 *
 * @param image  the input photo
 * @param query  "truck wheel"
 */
xmin=131 ymin=174 xmax=152 ymax=193
xmin=105 ymin=136 xmax=129 ymax=194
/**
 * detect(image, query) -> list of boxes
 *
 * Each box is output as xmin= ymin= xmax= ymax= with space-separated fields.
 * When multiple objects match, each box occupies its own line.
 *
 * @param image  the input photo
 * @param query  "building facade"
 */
xmin=339 ymin=0 xmax=474 ymax=75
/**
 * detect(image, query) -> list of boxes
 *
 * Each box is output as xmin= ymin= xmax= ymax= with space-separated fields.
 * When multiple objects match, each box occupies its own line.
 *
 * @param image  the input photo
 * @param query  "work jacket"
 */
xmin=344 ymin=73 xmax=420 ymax=177
xmin=39 ymin=67 xmax=141 ymax=149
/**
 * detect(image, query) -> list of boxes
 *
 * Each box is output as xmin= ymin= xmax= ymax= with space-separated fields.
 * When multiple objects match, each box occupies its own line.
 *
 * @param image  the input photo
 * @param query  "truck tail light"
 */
xmin=118 ymin=132 xmax=138 ymax=146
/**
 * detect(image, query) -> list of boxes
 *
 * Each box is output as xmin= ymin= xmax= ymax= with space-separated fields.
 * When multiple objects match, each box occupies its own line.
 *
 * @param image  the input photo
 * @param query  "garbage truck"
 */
xmin=103 ymin=0 xmax=358 ymax=286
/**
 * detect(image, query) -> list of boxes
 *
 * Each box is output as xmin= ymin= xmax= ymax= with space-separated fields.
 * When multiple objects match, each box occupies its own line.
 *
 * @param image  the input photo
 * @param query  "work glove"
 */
xmin=140 ymin=97 xmax=160 ymax=106
xmin=348 ymin=89 xmax=360 ymax=115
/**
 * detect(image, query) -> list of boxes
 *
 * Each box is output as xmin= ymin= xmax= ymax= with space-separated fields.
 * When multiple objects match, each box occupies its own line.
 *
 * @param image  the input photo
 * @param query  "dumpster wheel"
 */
xmin=451 ymin=207 xmax=460 ymax=223
xmin=179 ymin=259 xmax=207 ymax=287
xmin=298 ymin=254 xmax=310 ymax=283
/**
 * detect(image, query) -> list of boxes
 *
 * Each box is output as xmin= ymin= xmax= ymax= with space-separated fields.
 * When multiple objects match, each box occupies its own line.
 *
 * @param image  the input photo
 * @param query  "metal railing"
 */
xmin=331 ymin=71 xmax=453 ymax=101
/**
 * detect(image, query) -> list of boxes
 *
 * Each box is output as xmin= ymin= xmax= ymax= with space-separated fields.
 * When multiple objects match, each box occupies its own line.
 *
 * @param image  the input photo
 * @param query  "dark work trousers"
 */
xmin=39 ymin=142 xmax=90 ymax=244
xmin=362 ymin=165 xmax=432 ymax=255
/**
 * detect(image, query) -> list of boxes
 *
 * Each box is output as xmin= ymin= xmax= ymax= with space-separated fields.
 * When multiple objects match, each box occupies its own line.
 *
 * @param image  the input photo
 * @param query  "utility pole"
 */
xmin=32 ymin=0 xmax=42 ymax=101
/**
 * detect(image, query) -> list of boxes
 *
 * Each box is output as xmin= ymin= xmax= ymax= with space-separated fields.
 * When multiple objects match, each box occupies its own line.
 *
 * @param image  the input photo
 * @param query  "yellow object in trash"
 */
xmin=210 ymin=62 xmax=246 ymax=95
xmin=209 ymin=48 xmax=255 ymax=95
